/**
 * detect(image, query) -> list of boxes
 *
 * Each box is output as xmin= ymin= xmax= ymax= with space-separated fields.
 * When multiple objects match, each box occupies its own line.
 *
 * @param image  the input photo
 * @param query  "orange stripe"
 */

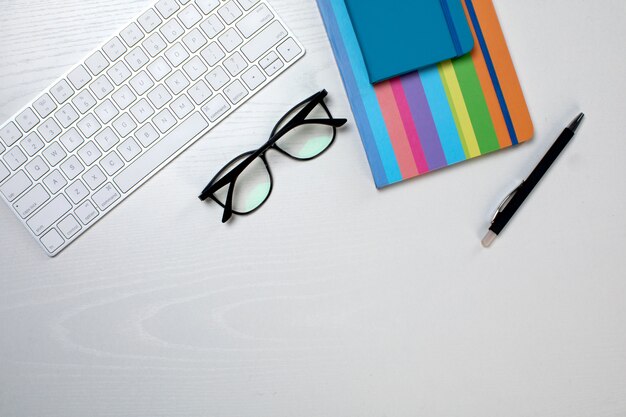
xmin=374 ymin=81 xmax=419 ymax=178
xmin=461 ymin=0 xmax=511 ymax=148
xmin=472 ymin=0 xmax=533 ymax=142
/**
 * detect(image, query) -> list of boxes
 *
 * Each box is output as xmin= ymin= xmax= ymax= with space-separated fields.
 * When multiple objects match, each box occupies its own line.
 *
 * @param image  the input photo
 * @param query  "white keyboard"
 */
xmin=0 ymin=0 xmax=304 ymax=256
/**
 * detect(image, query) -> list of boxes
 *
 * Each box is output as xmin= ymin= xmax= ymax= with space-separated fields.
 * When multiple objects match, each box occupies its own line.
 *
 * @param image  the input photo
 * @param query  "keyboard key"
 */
xmin=188 ymin=80 xmax=213 ymax=104
xmin=200 ymin=42 xmax=225 ymax=66
xmin=37 ymin=118 xmax=62 ymax=142
xmin=27 ymin=194 xmax=72 ymax=235
xmin=120 ymin=22 xmax=145 ymax=47
xmin=160 ymin=19 xmax=185 ymax=43
xmin=0 ymin=122 xmax=22 ymax=146
xmin=77 ymin=141 xmax=103 ymax=166
xmin=60 ymin=155 xmax=85 ymax=180
xmin=241 ymin=21 xmax=287 ymax=62
xmin=155 ymin=0 xmax=180 ymax=19
xmin=201 ymin=94 xmax=231 ymax=122
xmin=90 ymin=75 xmax=115 ymax=100
xmin=58 ymin=215 xmax=81 ymax=239
xmin=197 ymin=0 xmax=220 ymax=14
xmin=103 ymin=37 xmax=127 ymax=61
xmin=138 ymin=9 xmax=162 ymax=33
xmin=13 ymin=184 xmax=50 ymax=218
xmin=165 ymin=43 xmax=190 ymax=67
xmin=114 ymin=112 xmax=208 ymax=193
xmin=40 ymin=229 xmax=65 ymax=254
xmin=75 ymin=200 xmax=99 ymax=225
xmin=179 ymin=5 xmax=203 ymax=29
xmin=147 ymin=56 xmax=172 ymax=81
xmin=135 ymin=123 xmax=160 ymax=147
xmin=0 ymin=161 xmax=9 ymax=183
xmin=130 ymin=99 xmax=156 ymax=124
xmin=224 ymin=80 xmax=249 ymax=104
xmin=218 ymin=1 xmax=243 ymax=25
xmin=33 ymin=94 xmax=57 ymax=119
xmin=42 ymin=143 xmax=67 ymax=167
xmin=95 ymin=127 xmax=120 ymax=152
xmin=16 ymin=108 xmax=39 ymax=133
xmin=0 ymin=171 xmax=32 ymax=201
xmin=3 ymin=147 xmax=28 ymax=170
xmin=25 ymin=156 xmax=50 ymax=181
xmin=182 ymin=56 xmax=208 ymax=81
xmin=57 ymin=214 xmax=81 ymax=239
xmin=43 ymin=170 xmax=68 ymax=194
xmin=112 ymin=113 xmax=137 ymax=137
xmin=236 ymin=0 xmax=260 ymax=11
xmin=143 ymin=32 xmax=168 ymax=57
xmin=259 ymin=51 xmax=278 ymax=69
xmin=66 ymin=180 xmax=90 ymax=204
xmin=55 ymin=103 xmax=80 ymax=128
xmin=147 ymin=85 xmax=172 ymax=109
xmin=218 ymin=28 xmax=243 ymax=53
xmin=165 ymin=70 xmax=190 ymax=95
xmin=224 ymin=52 xmax=248 ymax=76
xmin=92 ymin=183 xmax=121 ymax=211
xmin=20 ymin=132 xmax=45 ymax=156
xmin=183 ymin=28 xmax=207 ymax=53
xmin=125 ymin=47 xmax=150 ymax=71
xmin=94 ymin=99 xmax=119 ymax=124
xmin=200 ymin=15 xmax=225 ymax=39
xmin=72 ymin=90 xmax=97 ymax=114
xmin=236 ymin=4 xmax=273 ymax=38
xmin=170 ymin=95 xmax=194 ymax=119
xmin=67 ymin=65 xmax=92 ymax=90
xmin=59 ymin=128 xmax=84 ymax=152
xmin=111 ymin=85 xmax=137 ymax=110
xmin=77 ymin=114 xmax=102 ymax=138
xmin=264 ymin=58 xmax=284 ymax=76
xmin=129 ymin=71 xmax=155 ymax=95
xmin=153 ymin=109 xmax=177 ymax=133
xmin=206 ymin=66 xmax=230 ymax=90
xmin=85 ymin=51 xmax=110 ymax=76
xmin=241 ymin=65 xmax=266 ymax=90
xmin=118 ymin=138 xmax=142 ymax=161
xmin=101 ymin=152 xmax=125 ymax=176
xmin=50 ymin=79 xmax=74 ymax=104
xmin=277 ymin=37 xmax=302 ymax=62
xmin=108 ymin=61 xmax=132 ymax=85
xmin=82 ymin=166 xmax=107 ymax=190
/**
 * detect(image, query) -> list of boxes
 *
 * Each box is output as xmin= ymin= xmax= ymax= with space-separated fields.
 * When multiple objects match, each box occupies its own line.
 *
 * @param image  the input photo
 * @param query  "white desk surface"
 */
xmin=1 ymin=0 xmax=625 ymax=416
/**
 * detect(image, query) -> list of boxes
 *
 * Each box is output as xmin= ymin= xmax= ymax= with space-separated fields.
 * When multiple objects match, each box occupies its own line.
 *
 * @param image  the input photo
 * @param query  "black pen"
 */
xmin=482 ymin=113 xmax=585 ymax=248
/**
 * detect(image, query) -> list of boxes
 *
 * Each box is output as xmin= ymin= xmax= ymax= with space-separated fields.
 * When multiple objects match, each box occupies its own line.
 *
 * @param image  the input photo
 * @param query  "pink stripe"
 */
xmin=389 ymin=79 xmax=429 ymax=173
xmin=374 ymin=82 xmax=418 ymax=178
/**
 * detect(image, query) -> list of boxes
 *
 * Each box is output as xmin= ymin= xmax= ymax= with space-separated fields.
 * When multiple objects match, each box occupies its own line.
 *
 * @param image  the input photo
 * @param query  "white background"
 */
xmin=1 ymin=0 xmax=625 ymax=416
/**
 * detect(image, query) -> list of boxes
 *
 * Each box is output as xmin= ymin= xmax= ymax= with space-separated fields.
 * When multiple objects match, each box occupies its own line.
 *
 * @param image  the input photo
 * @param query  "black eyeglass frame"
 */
xmin=199 ymin=89 xmax=347 ymax=223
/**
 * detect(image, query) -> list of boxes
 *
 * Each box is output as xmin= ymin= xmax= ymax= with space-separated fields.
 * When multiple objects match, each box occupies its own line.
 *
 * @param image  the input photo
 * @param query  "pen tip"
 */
xmin=568 ymin=113 xmax=585 ymax=132
xmin=481 ymin=231 xmax=497 ymax=248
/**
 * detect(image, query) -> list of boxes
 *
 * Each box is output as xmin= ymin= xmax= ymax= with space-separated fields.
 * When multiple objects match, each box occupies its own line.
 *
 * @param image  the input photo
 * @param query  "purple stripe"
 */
xmin=401 ymin=73 xmax=448 ymax=170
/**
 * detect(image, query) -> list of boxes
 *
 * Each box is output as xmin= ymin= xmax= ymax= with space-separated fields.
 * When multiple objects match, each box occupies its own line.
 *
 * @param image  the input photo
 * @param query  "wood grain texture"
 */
xmin=1 ymin=1 xmax=626 ymax=416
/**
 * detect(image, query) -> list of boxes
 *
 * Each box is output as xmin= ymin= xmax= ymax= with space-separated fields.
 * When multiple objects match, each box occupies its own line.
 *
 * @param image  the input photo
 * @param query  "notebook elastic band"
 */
xmin=439 ymin=0 xmax=463 ymax=56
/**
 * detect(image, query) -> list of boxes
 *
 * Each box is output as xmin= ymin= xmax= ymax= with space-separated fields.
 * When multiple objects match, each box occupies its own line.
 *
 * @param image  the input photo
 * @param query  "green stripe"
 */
xmin=438 ymin=63 xmax=469 ymax=158
xmin=452 ymin=54 xmax=500 ymax=154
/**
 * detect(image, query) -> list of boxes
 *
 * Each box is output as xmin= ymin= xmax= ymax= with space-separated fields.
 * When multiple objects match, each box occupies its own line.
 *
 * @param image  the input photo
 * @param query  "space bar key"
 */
xmin=114 ymin=112 xmax=209 ymax=193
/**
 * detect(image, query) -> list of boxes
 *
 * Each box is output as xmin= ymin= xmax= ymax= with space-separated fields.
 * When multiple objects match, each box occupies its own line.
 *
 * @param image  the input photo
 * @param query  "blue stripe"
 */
xmin=324 ymin=0 xmax=403 ymax=186
xmin=439 ymin=0 xmax=463 ymax=56
xmin=464 ymin=0 xmax=518 ymax=144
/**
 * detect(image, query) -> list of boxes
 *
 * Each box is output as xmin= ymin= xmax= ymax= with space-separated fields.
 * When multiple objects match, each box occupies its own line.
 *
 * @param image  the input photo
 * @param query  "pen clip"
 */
xmin=491 ymin=182 xmax=524 ymax=224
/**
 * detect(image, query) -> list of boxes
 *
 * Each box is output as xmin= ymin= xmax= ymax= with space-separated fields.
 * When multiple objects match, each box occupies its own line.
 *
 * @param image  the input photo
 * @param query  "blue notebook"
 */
xmin=344 ymin=0 xmax=475 ymax=84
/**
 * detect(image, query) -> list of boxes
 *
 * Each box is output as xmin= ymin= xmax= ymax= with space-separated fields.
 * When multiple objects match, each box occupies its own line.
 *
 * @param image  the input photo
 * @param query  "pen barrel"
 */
xmin=491 ymin=128 xmax=576 ymax=235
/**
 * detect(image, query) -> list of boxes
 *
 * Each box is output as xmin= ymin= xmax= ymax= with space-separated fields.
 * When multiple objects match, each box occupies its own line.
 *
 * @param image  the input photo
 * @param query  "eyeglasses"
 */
xmin=199 ymin=90 xmax=348 ymax=223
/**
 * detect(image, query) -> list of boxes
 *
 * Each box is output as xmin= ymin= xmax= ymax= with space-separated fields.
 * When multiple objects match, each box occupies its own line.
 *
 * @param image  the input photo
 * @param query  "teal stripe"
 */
xmin=330 ymin=0 xmax=402 ymax=183
xmin=419 ymin=65 xmax=466 ymax=165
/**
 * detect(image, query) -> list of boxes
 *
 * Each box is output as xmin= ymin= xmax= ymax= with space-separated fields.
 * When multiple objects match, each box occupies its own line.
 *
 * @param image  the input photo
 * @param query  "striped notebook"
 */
xmin=317 ymin=0 xmax=534 ymax=188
